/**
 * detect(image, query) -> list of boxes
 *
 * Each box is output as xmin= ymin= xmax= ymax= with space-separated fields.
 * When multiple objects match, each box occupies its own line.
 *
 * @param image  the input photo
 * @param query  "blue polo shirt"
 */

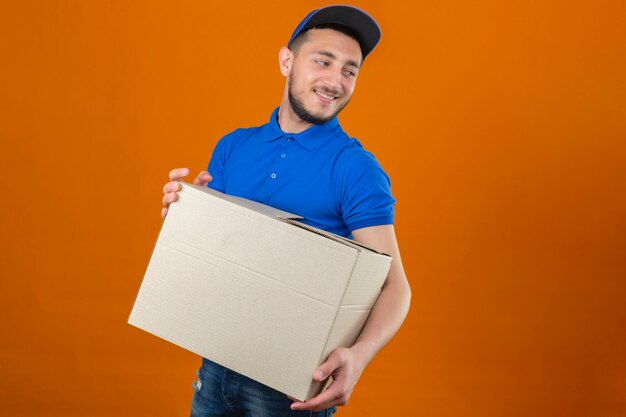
xmin=207 ymin=107 xmax=395 ymax=238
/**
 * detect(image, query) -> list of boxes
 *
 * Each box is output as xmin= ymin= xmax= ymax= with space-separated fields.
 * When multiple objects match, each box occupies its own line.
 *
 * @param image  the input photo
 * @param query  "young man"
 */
xmin=161 ymin=5 xmax=411 ymax=416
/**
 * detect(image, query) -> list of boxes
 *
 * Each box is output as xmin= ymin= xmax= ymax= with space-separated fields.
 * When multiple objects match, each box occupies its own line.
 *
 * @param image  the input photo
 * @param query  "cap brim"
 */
xmin=291 ymin=6 xmax=381 ymax=59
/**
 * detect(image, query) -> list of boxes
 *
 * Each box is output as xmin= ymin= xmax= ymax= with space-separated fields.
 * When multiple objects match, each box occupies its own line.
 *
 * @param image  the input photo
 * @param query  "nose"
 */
xmin=321 ymin=67 xmax=343 ymax=92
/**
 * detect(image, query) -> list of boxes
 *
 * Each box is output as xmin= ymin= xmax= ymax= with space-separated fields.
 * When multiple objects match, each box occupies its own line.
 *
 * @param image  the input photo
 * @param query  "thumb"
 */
xmin=193 ymin=171 xmax=213 ymax=186
xmin=314 ymin=350 xmax=342 ymax=381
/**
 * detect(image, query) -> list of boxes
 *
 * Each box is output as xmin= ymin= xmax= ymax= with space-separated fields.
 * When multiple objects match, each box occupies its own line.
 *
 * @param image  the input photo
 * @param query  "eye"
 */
xmin=316 ymin=60 xmax=329 ymax=67
xmin=344 ymin=69 xmax=357 ymax=78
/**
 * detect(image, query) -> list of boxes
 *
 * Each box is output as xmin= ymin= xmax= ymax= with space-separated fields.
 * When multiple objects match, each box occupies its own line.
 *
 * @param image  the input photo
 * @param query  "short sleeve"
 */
xmin=339 ymin=150 xmax=395 ymax=232
xmin=207 ymin=130 xmax=240 ymax=193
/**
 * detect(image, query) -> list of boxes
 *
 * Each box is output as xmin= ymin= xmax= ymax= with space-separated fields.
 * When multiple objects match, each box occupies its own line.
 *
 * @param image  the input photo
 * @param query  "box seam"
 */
xmin=160 ymin=240 xmax=340 ymax=308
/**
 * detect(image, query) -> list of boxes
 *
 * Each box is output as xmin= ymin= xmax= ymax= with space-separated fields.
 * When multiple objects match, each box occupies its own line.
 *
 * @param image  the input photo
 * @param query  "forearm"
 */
xmin=350 ymin=276 xmax=411 ymax=368
xmin=349 ymin=224 xmax=412 ymax=369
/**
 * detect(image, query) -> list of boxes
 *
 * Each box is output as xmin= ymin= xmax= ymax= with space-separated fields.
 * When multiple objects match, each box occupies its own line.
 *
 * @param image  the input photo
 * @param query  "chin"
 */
xmin=311 ymin=108 xmax=336 ymax=119
xmin=309 ymin=102 xmax=341 ymax=117
xmin=289 ymin=88 xmax=347 ymax=125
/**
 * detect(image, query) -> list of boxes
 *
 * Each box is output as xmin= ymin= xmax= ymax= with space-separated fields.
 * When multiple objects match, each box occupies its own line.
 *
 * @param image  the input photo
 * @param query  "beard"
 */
xmin=287 ymin=74 xmax=351 ymax=125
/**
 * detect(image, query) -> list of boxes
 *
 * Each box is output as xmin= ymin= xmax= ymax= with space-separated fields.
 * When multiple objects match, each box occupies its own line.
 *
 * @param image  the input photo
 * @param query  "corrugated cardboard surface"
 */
xmin=129 ymin=183 xmax=391 ymax=400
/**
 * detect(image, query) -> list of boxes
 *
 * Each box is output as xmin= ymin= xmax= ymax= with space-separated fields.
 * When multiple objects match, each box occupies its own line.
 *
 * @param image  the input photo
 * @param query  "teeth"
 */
xmin=315 ymin=90 xmax=336 ymax=100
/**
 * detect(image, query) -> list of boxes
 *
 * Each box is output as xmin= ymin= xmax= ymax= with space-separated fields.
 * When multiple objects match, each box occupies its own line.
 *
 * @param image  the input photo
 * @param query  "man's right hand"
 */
xmin=162 ymin=168 xmax=213 ymax=219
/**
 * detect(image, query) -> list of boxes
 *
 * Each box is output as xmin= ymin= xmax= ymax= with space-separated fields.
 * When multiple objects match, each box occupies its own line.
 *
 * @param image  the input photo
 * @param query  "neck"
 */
xmin=277 ymin=102 xmax=313 ymax=134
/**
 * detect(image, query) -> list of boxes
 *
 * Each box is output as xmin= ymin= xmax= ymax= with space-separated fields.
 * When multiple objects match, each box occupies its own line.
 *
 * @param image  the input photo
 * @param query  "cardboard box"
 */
xmin=128 ymin=182 xmax=391 ymax=400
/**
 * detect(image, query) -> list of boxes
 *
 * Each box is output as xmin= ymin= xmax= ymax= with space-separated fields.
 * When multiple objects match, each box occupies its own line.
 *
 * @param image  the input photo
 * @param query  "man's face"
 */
xmin=287 ymin=29 xmax=362 ymax=125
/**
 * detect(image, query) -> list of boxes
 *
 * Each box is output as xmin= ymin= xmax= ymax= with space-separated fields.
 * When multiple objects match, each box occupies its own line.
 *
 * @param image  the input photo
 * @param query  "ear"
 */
xmin=278 ymin=46 xmax=293 ymax=77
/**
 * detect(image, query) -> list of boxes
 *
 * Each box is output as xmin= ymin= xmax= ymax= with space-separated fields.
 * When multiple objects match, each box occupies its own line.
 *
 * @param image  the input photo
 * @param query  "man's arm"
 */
xmin=291 ymin=224 xmax=411 ymax=411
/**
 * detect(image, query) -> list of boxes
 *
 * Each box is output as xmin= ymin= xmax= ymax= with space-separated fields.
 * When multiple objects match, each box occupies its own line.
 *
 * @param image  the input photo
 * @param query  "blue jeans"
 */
xmin=191 ymin=358 xmax=337 ymax=417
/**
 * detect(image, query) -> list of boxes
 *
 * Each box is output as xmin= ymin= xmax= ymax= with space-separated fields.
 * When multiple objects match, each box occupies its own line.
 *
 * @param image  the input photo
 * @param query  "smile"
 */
xmin=314 ymin=89 xmax=338 ymax=101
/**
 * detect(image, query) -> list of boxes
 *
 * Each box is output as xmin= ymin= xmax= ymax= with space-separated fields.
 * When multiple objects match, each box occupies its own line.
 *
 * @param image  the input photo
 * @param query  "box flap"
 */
xmin=184 ymin=182 xmax=303 ymax=220
xmin=183 ymin=183 xmax=390 ymax=258
xmin=278 ymin=218 xmax=391 ymax=257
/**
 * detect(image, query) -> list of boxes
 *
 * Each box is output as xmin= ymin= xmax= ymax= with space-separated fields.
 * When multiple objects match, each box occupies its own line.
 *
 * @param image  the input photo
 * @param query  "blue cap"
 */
xmin=287 ymin=5 xmax=381 ymax=60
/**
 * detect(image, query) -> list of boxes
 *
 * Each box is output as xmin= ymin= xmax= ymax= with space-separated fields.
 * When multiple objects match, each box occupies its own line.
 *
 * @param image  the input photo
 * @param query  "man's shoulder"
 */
xmin=216 ymin=120 xmax=272 ymax=146
xmin=331 ymin=136 xmax=380 ymax=166
xmin=222 ymin=123 xmax=267 ymax=139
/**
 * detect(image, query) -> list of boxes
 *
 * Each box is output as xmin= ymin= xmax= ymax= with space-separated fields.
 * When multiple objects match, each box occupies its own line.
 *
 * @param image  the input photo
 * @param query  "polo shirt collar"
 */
xmin=265 ymin=107 xmax=340 ymax=150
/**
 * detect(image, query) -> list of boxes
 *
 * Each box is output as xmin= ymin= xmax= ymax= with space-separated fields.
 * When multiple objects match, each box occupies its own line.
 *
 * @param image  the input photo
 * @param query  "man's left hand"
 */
xmin=290 ymin=346 xmax=365 ymax=412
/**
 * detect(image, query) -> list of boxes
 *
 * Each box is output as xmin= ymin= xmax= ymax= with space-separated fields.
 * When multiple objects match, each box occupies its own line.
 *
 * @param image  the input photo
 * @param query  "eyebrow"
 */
xmin=314 ymin=50 xmax=361 ymax=69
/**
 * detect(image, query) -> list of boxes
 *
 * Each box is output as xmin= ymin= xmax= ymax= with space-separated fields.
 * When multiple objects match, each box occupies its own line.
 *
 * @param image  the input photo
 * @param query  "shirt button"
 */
xmin=287 ymin=137 xmax=293 ymax=142
xmin=280 ymin=153 xmax=286 ymax=159
xmin=270 ymin=173 xmax=277 ymax=179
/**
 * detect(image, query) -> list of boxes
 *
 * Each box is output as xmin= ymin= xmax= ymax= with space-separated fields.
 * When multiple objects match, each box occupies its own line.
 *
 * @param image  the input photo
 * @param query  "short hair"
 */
xmin=288 ymin=23 xmax=362 ymax=57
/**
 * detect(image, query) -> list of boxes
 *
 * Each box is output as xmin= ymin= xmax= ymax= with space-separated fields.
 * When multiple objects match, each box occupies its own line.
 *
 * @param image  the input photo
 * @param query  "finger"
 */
xmin=193 ymin=171 xmax=213 ymax=186
xmin=168 ymin=167 xmax=190 ymax=181
xmin=162 ymin=181 xmax=182 ymax=194
xmin=290 ymin=383 xmax=342 ymax=411
xmin=161 ymin=207 xmax=168 ymax=219
xmin=162 ymin=192 xmax=178 ymax=207
xmin=314 ymin=350 xmax=344 ymax=381
xmin=313 ymin=369 xmax=326 ymax=382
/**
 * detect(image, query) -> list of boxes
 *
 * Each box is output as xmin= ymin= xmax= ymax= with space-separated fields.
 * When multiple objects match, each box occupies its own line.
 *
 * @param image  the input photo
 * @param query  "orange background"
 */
xmin=1 ymin=1 xmax=625 ymax=416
